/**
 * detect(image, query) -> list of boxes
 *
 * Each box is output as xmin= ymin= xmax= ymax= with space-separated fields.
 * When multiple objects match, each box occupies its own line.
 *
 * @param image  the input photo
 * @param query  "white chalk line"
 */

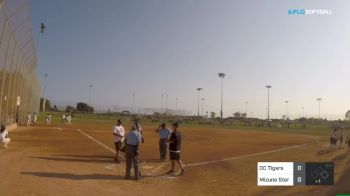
xmin=147 ymin=162 xmax=168 ymax=176
xmin=77 ymin=129 xmax=116 ymax=154
xmin=184 ymin=142 xmax=314 ymax=167
xmin=75 ymin=127 xmax=317 ymax=176
xmin=76 ymin=128 xmax=160 ymax=174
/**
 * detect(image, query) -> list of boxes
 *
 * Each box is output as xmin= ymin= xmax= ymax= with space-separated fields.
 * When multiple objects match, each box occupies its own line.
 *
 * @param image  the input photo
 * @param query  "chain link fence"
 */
xmin=0 ymin=0 xmax=40 ymax=125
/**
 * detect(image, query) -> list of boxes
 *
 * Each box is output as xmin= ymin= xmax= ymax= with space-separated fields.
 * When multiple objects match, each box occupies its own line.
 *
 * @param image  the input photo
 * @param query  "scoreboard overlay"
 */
xmin=257 ymin=162 xmax=334 ymax=186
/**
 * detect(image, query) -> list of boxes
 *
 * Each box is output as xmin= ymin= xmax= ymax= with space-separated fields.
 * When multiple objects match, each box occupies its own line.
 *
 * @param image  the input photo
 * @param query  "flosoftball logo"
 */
xmin=288 ymin=9 xmax=333 ymax=15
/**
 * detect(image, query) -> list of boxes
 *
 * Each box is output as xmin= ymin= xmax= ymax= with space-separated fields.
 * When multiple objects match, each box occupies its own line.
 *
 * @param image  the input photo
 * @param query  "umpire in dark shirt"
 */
xmin=167 ymin=122 xmax=185 ymax=175
xmin=124 ymin=125 xmax=142 ymax=180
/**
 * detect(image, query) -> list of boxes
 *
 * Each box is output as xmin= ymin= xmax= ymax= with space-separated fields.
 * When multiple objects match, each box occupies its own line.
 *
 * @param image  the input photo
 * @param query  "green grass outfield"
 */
xmin=37 ymin=112 xmax=332 ymax=136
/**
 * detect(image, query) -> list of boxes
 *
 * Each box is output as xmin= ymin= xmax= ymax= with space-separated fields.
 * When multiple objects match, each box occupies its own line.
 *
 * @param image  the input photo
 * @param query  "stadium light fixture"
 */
xmin=40 ymin=22 xmax=45 ymax=34
xmin=196 ymin=88 xmax=203 ymax=117
xmin=218 ymin=73 xmax=225 ymax=123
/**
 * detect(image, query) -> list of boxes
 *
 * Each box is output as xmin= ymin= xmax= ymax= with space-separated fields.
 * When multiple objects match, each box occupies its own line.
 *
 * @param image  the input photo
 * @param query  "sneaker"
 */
xmin=180 ymin=169 xmax=185 ymax=175
xmin=165 ymin=170 xmax=174 ymax=175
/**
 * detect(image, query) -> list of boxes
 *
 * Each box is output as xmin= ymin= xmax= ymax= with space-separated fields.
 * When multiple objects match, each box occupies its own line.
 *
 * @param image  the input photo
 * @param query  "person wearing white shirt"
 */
xmin=27 ymin=113 xmax=31 ymax=127
xmin=1 ymin=124 xmax=10 ymax=148
xmin=113 ymin=119 xmax=125 ymax=163
xmin=33 ymin=113 xmax=38 ymax=125
xmin=66 ymin=114 xmax=72 ymax=125
xmin=62 ymin=114 xmax=66 ymax=124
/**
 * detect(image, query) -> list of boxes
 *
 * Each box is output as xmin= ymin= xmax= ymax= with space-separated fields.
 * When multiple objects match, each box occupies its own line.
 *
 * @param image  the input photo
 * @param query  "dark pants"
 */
xmin=125 ymin=144 xmax=141 ymax=180
xmin=159 ymin=138 xmax=168 ymax=160
xmin=114 ymin=141 xmax=123 ymax=162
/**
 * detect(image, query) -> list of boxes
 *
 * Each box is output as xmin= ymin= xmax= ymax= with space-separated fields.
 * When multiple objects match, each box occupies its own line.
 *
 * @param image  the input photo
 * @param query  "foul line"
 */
xmin=75 ymin=127 xmax=317 ymax=173
xmin=77 ymin=129 xmax=116 ymax=154
xmin=184 ymin=142 xmax=313 ymax=167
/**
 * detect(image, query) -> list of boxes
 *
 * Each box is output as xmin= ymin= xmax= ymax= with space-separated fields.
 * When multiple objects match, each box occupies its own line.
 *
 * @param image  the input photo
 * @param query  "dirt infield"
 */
xmin=0 ymin=122 xmax=349 ymax=196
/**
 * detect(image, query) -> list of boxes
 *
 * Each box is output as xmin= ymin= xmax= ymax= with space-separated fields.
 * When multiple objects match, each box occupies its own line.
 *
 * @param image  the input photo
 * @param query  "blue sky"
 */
xmin=30 ymin=0 xmax=350 ymax=119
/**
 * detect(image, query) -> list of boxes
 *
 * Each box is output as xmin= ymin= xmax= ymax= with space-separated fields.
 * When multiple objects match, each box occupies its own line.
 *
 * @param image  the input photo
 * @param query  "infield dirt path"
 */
xmin=2 ymin=124 xmax=347 ymax=196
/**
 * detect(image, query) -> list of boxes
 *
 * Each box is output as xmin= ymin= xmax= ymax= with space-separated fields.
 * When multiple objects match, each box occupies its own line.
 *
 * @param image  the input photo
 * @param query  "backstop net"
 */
xmin=0 ymin=0 xmax=41 ymax=125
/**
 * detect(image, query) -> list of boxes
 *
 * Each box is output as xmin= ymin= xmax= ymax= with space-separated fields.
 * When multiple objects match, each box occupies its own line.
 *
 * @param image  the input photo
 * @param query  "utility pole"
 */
xmin=196 ymin=88 xmax=203 ymax=116
xmin=218 ymin=73 xmax=226 ymax=123
xmin=43 ymin=73 xmax=48 ymax=112
xmin=285 ymin=100 xmax=288 ymax=119
xmin=317 ymin=98 xmax=322 ymax=119
xmin=265 ymin=85 xmax=271 ymax=126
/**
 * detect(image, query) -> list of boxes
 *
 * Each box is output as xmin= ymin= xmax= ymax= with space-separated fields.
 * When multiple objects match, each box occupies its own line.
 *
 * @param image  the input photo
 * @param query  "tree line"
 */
xmin=40 ymin=98 xmax=94 ymax=113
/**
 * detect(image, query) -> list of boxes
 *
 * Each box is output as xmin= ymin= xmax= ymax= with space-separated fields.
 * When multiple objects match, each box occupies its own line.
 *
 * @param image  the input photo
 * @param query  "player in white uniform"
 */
xmin=113 ymin=119 xmax=125 ymax=163
xmin=33 ymin=113 xmax=38 ymax=125
xmin=66 ymin=114 xmax=72 ymax=125
xmin=1 ymin=124 xmax=11 ymax=148
xmin=62 ymin=114 xmax=66 ymax=124
xmin=27 ymin=113 xmax=32 ymax=127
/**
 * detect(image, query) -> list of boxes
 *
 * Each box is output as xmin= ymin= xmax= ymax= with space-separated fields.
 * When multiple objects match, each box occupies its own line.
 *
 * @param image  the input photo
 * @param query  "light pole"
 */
xmin=175 ymin=97 xmax=178 ymax=116
xmin=218 ymin=73 xmax=225 ymax=123
xmin=302 ymin=106 xmax=305 ymax=118
xmin=265 ymin=85 xmax=271 ymax=126
xmin=37 ymin=23 xmax=46 ymax=113
xmin=161 ymin=93 xmax=164 ymax=114
xmin=165 ymin=94 xmax=168 ymax=115
xmin=132 ymin=93 xmax=135 ymax=114
xmin=42 ymin=73 xmax=48 ymax=112
xmin=201 ymin=98 xmax=205 ymax=117
xmin=284 ymin=100 xmax=288 ymax=119
xmin=196 ymin=88 xmax=203 ymax=116
xmin=88 ymin=84 xmax=93 ymax=106
xmin=317 ymin=98 xmax=322 ymax=119
xmin=245 ymin=101 xmax=248 ymax=117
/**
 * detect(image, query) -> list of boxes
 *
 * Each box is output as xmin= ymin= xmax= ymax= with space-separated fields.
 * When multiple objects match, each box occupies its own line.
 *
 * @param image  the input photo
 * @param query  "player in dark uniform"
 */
xmin=166 ymin=122 xmax=185 ymax=175
xmin=330 ymin=127 xmax=338 ymax=150
xmin=339 ymin=127 xmax=344 ymax=147
xmin=346 ymin=130 xmax=350 ymax=152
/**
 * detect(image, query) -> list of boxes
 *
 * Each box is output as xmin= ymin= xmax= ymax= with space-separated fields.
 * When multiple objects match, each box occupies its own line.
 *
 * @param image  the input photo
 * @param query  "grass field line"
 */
xmin=76 ymin=129 xmax=116 ymax=154
xmin=184 ymin=142 xmax=313 ymax=167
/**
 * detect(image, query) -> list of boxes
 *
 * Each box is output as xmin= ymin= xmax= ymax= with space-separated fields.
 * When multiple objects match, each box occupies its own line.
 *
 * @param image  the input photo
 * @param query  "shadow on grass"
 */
xmin=21 ymin=172 xmax=124 ymax=180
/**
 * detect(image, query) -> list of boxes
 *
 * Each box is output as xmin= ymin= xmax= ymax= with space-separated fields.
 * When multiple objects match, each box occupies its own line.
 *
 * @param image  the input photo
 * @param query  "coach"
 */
xmin=155 ymin=123 xmax=171 ymax=161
